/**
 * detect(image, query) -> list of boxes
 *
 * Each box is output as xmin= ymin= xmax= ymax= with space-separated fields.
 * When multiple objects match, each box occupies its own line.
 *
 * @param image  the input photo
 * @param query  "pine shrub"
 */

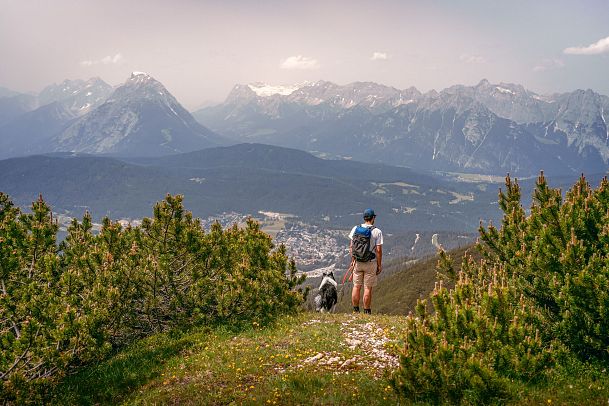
xmin=479 ymin=173 xmax=609 ymax=360
xmin=392 ymin=251 xmax=555 ymax=404
xmin=0 ymin=193 xmax=305 ymax=401
xmin=393 ymin=172 xmax=609 ymax=403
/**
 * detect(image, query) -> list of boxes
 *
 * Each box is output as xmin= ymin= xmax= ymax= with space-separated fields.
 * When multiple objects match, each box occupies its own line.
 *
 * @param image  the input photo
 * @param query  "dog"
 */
xmin=314 ymin=271 xmax=338 ymax=313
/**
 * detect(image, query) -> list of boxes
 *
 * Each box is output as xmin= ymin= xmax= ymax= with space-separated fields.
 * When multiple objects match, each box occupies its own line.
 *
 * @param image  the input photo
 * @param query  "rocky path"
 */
xmin=299 ymin=315 xmax=400 ymax=377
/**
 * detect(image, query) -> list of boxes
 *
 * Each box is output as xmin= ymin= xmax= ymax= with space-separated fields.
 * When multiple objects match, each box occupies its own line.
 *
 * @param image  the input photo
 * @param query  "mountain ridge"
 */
xmin=194 ymin=79 xmax=609 ymax=177
xmin=0 ymin=73 xmax=224 ymax=158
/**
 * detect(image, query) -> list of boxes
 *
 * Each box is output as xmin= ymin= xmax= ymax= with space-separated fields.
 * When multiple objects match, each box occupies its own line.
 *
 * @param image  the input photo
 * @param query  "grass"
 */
xmin=514 ymin=357 xmax=609 ymax=405
xmin=48 ymin=311 xmax=609 ymax=405
xmin=52 ymin=313 xmax=407 ymax=405
xmin=51 ymin=327 xmax=211 ymax=405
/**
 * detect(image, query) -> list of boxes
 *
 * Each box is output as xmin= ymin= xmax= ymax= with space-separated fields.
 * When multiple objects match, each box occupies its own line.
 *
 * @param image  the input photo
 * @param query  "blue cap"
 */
xmin=363 ymin=208 xmax=376 ymax=219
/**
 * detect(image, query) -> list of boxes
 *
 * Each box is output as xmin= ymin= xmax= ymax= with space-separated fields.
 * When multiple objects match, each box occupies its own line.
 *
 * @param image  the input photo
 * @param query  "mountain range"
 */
xmin=2 ymin=74 xmax=609 ymax=177
xmin=0 ymin=73 xmax=220 ymax=158
xmin=194 ymin=80 xmax=609 ymax=176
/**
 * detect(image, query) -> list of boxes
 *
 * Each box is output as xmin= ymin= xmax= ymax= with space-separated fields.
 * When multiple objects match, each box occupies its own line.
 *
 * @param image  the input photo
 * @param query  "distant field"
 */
xmin=260 ymin=218 xmax=286 ymax=238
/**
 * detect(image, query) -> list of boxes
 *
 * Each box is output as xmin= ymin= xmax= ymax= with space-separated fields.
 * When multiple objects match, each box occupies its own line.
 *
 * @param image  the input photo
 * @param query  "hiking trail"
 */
xmin=297 ymin=315 xmax=399 ymax=377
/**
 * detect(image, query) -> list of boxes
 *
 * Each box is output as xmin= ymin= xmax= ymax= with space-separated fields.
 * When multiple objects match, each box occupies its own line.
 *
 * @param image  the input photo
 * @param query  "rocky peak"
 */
xmin=129 ymin=71 xmax=153 ymax=83
xmin=37 ymin=77 xmax=112 ymax=115
xmin=225 ymin=84 xmax=259 ymax=104
xmin=108 ymin=72 xmax=177 ymax=105
xmin=476 ymin=78 xmax=490 ymax=87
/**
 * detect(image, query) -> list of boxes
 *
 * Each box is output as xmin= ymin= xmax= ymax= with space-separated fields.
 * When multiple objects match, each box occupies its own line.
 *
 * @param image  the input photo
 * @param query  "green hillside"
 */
xmin=7 ymin=237 xmax=609 ymax=404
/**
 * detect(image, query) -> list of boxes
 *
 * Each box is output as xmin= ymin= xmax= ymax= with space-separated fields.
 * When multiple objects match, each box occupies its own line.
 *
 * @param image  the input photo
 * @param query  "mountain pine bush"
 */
xmin=393 ymin=173 xmax=609 ymax=403
xmin=479 ymin=173 xmax=609 ymax=360
xmin=392 ymin=250 xmax=554 ymax=404
xmin=0 ymin=193 xmax=305 ymax=401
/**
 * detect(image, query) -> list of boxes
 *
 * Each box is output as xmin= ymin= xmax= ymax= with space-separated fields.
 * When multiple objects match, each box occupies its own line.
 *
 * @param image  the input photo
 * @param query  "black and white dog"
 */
xmin=314 ymin=271 xmax=338 ymax=313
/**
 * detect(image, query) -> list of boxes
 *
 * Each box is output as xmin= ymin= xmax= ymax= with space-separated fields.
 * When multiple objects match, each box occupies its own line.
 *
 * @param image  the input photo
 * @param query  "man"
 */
xmin=349 ymin=208 xmax=383 ymax=314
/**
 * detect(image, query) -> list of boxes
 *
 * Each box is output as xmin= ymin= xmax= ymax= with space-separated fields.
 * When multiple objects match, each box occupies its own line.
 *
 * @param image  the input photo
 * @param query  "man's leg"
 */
xmin=362 ymin=261 xmax=376 ymax=314
xmin=352 ymin=284 xmax=361 ymax=312
xmin=363 ymin=286 xmax=373 ymax=312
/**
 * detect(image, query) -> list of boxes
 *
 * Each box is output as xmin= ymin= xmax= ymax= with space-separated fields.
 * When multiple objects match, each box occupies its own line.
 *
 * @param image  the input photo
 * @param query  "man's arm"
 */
xmin=375 ymin=244 xmax=382 ymax=275
xmin=348 ymin=226 xmax=355 ymax=257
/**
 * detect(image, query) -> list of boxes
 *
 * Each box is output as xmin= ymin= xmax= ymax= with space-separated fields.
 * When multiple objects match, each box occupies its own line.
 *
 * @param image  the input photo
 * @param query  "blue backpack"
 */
xmin=352 ymin=226 xmax=376 ymax=262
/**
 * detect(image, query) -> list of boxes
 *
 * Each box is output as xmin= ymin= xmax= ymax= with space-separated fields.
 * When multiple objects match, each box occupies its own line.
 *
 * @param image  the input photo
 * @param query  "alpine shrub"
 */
xmin=392 ymin=251 xmax=555 ymax=404
xmin=479 ymin=173 xmax=609 ymax=360
xmin=394 ymin=173 xmax=609 ymax=403
xmin=0 ymin=193 xmax=305 ymax=401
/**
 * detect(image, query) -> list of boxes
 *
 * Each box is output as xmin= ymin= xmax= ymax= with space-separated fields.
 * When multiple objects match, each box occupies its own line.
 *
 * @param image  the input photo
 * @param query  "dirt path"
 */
xmin=299 ymin=315 xmax=399 ymax=377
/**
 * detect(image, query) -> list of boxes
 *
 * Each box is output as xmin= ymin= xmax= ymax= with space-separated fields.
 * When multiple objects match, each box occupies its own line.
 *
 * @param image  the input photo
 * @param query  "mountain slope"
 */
xmin=134 ymin=143 xmax=440 ymax=185
xmin=37 ymin=77 xmax=114 ymax=115
xmin=0 ymin=86 xmax=20 ymax=98
xmin=0 ymin=102 xmax=78 ymax=158
xmin=0 ymin=78 xmax=114 ymax=158
xmin=53 ymin=73 xmax=222 ymax=156
xmin=0 ymin=93 xmax=38 ymax=126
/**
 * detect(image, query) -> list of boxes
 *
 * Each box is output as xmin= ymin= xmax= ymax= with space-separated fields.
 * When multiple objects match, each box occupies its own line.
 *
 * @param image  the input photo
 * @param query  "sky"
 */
xmin=1 ymin=0 xmax=609 ymax=109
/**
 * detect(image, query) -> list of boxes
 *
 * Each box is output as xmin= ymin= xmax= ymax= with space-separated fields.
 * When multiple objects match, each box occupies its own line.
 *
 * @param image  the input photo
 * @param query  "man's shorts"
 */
xmin=353 ymin=260 xmax=378 ymax=288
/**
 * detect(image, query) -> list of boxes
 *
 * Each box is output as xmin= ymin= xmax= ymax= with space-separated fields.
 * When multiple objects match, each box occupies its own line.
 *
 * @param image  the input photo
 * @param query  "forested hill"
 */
xmin=0 ymin=143 xmax=505 ymax=232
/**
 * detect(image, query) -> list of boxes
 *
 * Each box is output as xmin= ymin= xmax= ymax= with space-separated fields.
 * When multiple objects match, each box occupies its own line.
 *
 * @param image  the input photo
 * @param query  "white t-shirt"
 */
xmin=349 ymin=224 xmax=383 ymax=253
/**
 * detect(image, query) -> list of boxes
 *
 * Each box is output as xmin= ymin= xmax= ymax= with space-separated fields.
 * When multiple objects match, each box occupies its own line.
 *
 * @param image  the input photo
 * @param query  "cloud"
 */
xmin=533 ymin=58 xmax=565 ymax=72
xmin=280 ymin=55 xmax=320 ymax=70
xmin=459 ymin=53 xmax=487 ymax=64
xmin=80 ymin=53 xmax=124 ymax=67
xmin=371 ymin=52 xmax=388 ymax=61
xmin=564 ymin=35 xmax=609 ymax=55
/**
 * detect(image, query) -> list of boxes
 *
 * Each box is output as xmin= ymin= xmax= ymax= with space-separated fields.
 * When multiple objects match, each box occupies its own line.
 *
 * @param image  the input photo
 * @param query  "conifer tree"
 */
xmin=394 ymin=172 xmax=609 ymax=403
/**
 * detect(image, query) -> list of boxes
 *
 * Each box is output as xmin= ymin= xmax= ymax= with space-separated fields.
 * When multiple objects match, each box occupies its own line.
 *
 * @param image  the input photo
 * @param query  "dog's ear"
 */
xmin=328 ymin=271 xmax=334 ymax=279
xmin=322 ymin=271 xmax=327 ymax=277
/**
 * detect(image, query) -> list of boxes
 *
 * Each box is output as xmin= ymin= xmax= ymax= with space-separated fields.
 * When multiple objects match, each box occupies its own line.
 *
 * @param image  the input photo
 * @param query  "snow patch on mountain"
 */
xmin=248 ymin=83 xmax=303 ymax=97
xmin=495 ymin=86 xmax=515 ymax=95
xmin=393 ymin=98 xmax=415 ymax=107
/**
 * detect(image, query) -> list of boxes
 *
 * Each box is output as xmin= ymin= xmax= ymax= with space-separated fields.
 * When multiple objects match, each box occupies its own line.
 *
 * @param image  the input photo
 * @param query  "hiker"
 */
xmin=349 ymin=208 xmax=383 ymax=314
